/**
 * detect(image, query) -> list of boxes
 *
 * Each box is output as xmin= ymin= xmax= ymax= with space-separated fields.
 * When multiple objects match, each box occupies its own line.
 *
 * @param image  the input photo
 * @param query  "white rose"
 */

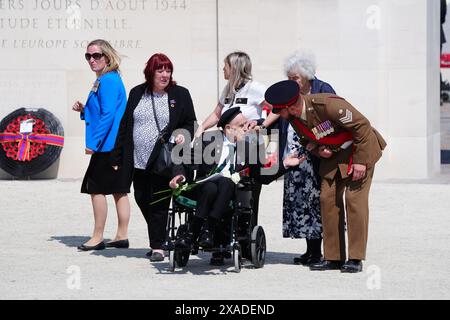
xmin=222 ymin=171 xmax=231 ymax=179
xmin=231 ymin=173 xmax=241 ymax=184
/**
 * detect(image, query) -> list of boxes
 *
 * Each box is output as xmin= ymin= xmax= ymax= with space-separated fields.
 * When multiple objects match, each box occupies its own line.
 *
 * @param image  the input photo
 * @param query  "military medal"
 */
xmin=312 ymin=120 xmax=335 ymax=140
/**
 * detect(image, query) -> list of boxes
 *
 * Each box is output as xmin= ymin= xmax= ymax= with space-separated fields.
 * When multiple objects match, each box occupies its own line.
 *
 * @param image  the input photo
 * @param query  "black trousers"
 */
xmin=193 ymin=177 xmax=236 ymax=220
xmin=133 ymin=169 xmax=171 ymax=249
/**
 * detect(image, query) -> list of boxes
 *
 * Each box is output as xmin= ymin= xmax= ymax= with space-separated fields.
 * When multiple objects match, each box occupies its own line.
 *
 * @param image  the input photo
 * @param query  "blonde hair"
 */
xmin=223 ymin=51 xmax=253 ymax=100
xmin=284 ymin=49 xmax=316 ymax=80
xmin=87 ymin=39 xmax=122 ymax=75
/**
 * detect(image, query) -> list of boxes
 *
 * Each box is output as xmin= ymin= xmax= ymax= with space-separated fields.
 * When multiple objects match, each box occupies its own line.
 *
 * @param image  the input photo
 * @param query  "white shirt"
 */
xmin=217 ymin=135 xmax=236 ymax=174
xmin=219 ymin=81 xmax=266 ymax=121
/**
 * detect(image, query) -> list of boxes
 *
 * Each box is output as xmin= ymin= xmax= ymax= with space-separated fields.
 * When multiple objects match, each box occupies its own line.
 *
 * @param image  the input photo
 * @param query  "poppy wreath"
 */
xmin=0 ymin=108 xmax=64 ymax=177
xmin=1 ymin=114 xmax=53 ymax=161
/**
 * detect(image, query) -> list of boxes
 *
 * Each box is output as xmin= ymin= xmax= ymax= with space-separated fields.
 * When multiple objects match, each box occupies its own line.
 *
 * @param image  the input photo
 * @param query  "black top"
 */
xmin=110 ymin=83 xmax=197 ymax=180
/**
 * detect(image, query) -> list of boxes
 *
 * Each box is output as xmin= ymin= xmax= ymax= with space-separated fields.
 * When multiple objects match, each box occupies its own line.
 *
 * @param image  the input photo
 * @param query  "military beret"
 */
xmin=264 ymin=80 xmax=300 ymax=113
xmin=217 ymin=107 xmax=242 ymax=129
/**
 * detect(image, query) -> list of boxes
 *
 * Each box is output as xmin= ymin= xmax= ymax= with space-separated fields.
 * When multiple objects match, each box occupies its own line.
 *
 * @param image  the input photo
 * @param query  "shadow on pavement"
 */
xmin=90 ymin=248 xmax=151 ymax=259
xmin=149 ymin=251 xmax=301 ymax=275
xmin=265 ymin=251 xmax=302 ymax=265
xmin=49 ymin=235 xmax=150 ymax=259
xmin=49 ymin=235 xmax=90 ymax=248
xmin=50 ymin=236 xmax=303 ymax=273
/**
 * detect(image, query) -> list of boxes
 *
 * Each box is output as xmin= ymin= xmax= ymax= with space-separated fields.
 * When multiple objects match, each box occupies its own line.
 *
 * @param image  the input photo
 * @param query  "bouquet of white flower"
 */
xmin=221 ymin=170 xmax=241 ymax=184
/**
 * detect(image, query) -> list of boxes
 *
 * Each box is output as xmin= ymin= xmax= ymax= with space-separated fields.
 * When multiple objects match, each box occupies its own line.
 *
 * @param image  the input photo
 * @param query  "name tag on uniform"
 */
xmin=235 ymin=98 xmax=248 ymax=104
xmin=91 ymin=79 xmax=100 ymax=93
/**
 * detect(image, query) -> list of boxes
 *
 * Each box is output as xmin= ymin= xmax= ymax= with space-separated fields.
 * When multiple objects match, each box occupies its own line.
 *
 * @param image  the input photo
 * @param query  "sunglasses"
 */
xmin=84 ymin=52 xmax=104 ymax=61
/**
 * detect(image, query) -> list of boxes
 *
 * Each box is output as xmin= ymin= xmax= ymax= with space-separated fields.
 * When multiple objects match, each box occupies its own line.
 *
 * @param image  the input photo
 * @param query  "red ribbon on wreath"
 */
xmin=0 ymin=114 xmax=64 ymax=162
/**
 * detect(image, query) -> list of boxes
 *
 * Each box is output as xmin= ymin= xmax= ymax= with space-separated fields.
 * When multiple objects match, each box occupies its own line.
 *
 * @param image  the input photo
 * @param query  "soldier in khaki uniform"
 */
xmin=265 ymin=80 xmax=386 ymax=273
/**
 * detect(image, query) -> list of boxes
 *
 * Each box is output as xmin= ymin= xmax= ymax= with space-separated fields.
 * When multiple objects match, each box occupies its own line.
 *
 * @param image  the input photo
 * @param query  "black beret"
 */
xmin=217 ymin=107 xmax=242 ymax=129
xmin=264 ymin=80 xmax=300 ymax=113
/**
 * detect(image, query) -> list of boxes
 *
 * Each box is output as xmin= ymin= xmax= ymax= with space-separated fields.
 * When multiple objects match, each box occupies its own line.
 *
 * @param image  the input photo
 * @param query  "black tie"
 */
xmin=228 ymin=144 xmax=236 ymax=174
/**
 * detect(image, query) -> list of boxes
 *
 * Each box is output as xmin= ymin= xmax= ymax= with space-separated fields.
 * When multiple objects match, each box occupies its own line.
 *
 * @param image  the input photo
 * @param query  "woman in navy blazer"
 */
xmin=111 ymin=53 xmax=197 ymax=261
xmin=72 ymin=39 xmax=131 ymax=251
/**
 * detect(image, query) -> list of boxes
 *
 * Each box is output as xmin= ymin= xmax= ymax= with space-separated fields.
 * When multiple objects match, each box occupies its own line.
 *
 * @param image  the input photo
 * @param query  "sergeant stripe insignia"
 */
xmin=339 ymin=109 xmax=353 ymax=124
xmin=312 ymin=120 xmax=335 ymax=139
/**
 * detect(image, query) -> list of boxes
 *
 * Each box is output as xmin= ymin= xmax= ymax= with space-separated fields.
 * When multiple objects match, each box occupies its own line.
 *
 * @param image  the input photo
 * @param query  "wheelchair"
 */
xmin=163 ymin=177 xmax=266 ymax=272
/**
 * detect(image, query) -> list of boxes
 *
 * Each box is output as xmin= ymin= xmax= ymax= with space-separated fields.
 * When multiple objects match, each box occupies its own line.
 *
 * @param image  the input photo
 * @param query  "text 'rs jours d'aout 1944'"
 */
xmin=0 ymin=0 xmax=187 ymax=11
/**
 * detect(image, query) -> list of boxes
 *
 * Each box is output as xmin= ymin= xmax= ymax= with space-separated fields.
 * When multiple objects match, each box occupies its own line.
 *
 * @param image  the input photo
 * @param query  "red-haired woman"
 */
xmin=111 ymin=53 xmax=197 ymax=262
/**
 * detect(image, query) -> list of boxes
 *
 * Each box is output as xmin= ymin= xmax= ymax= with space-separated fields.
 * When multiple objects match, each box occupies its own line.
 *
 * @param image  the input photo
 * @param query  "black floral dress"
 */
xmin=282 ymin=125 xmax=322 ymax=240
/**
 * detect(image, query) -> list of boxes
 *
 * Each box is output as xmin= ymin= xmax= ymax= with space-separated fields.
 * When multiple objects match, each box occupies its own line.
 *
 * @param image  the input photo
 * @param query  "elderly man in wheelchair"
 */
xmin=166 ymin=107 xmax=305 ymax=270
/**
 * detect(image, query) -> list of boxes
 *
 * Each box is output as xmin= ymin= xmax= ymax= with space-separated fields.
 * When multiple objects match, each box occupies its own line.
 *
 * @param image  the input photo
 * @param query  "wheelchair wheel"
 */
xmin=233 ymin=248 xmax=241 ymax=273
xmin=175 ymin=224 xmax=190 ymax=267
xmin=175 ymin=250 xmax=190 ymax=267
xmin=168 ymin=250 xmax=176 ymax=272
xmin=251 ymin=226 xmax=266 ymax=268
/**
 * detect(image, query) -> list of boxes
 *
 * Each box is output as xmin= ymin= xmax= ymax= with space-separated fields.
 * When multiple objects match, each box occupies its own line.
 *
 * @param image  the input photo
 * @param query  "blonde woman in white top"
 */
xmin=195 ymin=51 xmax=268 ymax=137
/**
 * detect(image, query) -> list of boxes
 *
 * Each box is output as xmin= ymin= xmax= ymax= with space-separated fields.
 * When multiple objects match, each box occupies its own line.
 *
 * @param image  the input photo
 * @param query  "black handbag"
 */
xmin=152 ymin=138 xmax=174 ymax=177
xmin=149 ymin=93 xmax=173 ymax=177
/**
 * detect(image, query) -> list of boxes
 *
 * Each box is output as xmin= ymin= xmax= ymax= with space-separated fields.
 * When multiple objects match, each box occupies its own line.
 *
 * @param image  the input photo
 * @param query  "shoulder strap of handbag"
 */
xmin=150 ymin=93 xmax=166 ymax=143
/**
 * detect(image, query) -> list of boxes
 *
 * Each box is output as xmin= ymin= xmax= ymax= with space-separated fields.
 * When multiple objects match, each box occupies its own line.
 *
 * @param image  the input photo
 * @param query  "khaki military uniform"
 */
xmin=290 ymin=93 xmax=386 ymax=261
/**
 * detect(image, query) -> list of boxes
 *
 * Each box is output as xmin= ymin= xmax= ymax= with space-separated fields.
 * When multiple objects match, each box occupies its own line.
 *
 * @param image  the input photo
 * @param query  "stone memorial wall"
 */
xmin=0 ymin=0 xmax=441 ymax=179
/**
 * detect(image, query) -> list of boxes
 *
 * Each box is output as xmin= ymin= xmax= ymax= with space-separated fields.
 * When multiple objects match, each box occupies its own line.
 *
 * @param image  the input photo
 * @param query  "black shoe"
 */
xmin=341 ymin=260 xmax=363 ymax=273
xmin=305 ymin=255 xmax=323 ymax=266
xmin=77 ymin=241 xmax=105 ymax=251
xmin=191 ymin=244 xmax=199 ymax=255
xmin=149 ymin=251 xmax=165 ymax=262
xmin=175 ymin=232 xmax=193 ymax=249
xmin=209 ymin=252 xmax=225 ymax=266
xmin=145 ymin=250 xmax=153 ymax=257
xmin=293 ymin=253 xmax=311 ymax=265
xmin=199 ymin=230 xmax=214 ymax=248
xmin=309 ymin=260 xmax=344 ymax=271
xmin=106 ymin=239 xmax=129 ymax=248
